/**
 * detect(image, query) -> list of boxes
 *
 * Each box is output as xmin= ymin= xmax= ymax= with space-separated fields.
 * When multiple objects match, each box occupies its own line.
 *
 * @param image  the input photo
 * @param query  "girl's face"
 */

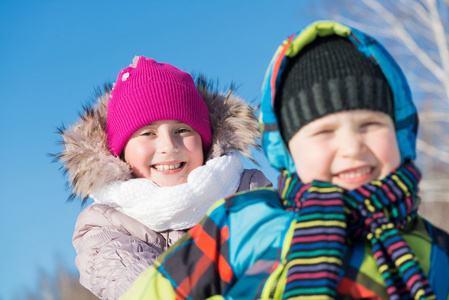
xmin=123 ymin=120 xmax=204 ymax=187
xmin=288 ymin=110 xmax=400 ymax=190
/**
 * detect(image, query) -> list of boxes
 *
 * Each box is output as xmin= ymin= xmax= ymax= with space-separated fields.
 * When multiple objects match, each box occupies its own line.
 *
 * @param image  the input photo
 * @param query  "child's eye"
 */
xmin=141 ymin=131 xmax=156 ymax=136
xmin=176 ymin=128 xmax=190 ymax=134
xmin=359 ymin=121 xmax=384 ymax=133
xmin=314 ymin=129 xmax=333 ymax=136
xmin=361 ymin=122 xmax=380 ymax=128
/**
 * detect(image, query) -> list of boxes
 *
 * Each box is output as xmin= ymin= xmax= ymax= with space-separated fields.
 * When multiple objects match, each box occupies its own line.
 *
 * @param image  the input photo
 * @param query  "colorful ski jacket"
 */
xmin=120 ymin=21 xmax=449 ymax=300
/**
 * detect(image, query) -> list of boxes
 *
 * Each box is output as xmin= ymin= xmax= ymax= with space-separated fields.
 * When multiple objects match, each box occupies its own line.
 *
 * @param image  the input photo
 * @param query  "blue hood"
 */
xmin=260 ymin=21 xmax=418 ymax=173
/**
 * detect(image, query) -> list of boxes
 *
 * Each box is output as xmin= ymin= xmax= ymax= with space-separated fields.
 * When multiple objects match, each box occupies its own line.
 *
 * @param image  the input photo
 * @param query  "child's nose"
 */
xmin=158 ymin=134 xmax=179 ymax=154
xmin=338 ymin=131 xmax=365 ymax=157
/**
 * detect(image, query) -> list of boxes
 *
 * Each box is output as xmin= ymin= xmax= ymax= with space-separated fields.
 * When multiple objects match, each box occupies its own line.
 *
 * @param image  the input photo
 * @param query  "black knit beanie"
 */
xmin=275 ymin=35 xmax=394 ymax=143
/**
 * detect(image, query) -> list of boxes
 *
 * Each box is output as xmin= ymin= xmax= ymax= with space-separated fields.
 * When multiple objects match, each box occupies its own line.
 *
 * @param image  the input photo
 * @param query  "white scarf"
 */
xmin=90 ymin=153 xmax=243 ymax=232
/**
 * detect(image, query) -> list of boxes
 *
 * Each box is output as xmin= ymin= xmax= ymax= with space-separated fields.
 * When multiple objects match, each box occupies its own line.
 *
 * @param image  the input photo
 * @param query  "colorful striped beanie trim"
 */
xmin=278 ymin=161 xmax=435 ymax=300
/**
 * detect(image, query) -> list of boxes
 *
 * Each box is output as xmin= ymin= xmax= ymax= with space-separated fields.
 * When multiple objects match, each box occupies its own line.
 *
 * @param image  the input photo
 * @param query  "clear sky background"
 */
xmin=0 ymin=1 xmax=325 ymax=299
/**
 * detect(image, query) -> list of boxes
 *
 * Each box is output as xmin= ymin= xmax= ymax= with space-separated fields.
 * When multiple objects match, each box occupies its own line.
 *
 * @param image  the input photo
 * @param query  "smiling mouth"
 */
xmin=337 ymin=166 xmax=372 ymax=179
xmin=152 ymin=162 xmax=184 ymax=171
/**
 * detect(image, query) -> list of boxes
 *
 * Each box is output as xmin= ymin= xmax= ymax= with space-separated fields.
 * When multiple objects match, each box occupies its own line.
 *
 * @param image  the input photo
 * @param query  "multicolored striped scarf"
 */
xmin=278 ymin=161 xmax=435 ymax=300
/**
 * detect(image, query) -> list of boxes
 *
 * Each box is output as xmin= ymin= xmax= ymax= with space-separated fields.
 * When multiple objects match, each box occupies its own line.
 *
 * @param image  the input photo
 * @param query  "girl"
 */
xmin=57 ymin=56 xmax=271 ymax=299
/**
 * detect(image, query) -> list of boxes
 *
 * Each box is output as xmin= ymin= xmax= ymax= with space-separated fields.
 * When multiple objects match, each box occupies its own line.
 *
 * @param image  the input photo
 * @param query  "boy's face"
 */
xmin=123 ymin=120 xmax=204 ymax=187
xmin=288 ymin=110 xmax=400 ymax=190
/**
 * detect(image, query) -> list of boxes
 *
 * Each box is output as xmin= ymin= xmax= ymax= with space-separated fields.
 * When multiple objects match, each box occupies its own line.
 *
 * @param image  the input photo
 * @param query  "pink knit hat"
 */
xmin=106 ymin=56 xmax=211 ymax=156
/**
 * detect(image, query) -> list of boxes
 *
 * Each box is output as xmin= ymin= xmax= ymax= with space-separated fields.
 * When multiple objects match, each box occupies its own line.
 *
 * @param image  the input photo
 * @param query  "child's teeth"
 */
xmin=154 ymin=163 xmax=181 ymax=171
xmin=339 ymin=167 xmax=371 ymax=179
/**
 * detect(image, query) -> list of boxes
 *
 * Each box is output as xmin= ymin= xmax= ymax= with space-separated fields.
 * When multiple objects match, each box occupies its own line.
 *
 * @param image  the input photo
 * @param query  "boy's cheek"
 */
xmin=291 ymin=147 xmax=332 ymax=183
xmin=369 ymin=132 xmax=401 ymax=179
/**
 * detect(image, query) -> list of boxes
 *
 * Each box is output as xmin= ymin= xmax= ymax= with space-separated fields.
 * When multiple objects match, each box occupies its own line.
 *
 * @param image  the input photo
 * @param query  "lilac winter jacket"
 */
xmin=73 ymin=169 xmax=270 ymax=299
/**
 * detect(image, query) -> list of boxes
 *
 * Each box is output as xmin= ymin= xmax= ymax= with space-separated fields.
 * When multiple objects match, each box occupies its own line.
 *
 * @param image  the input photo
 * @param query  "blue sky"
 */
xmin=0 ymin=1 xmax=324 ymax=299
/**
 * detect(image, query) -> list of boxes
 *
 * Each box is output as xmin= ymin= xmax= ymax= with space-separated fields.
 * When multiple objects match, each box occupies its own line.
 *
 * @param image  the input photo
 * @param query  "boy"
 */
xmin=120 ymin=21 xmax=449 ymax=300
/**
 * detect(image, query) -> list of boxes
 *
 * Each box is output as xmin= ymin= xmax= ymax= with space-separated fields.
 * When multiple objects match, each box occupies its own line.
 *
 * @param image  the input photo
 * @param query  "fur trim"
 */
xmin=55 ymin=76 xmax=261 ymax=203
xmin=196 ymin=76 xmax=260 ymax=162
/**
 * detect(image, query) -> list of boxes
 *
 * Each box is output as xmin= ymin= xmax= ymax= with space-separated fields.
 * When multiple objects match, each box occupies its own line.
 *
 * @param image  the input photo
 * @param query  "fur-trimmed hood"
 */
xmin=56 ymin=76 xmax=261 ymax=203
